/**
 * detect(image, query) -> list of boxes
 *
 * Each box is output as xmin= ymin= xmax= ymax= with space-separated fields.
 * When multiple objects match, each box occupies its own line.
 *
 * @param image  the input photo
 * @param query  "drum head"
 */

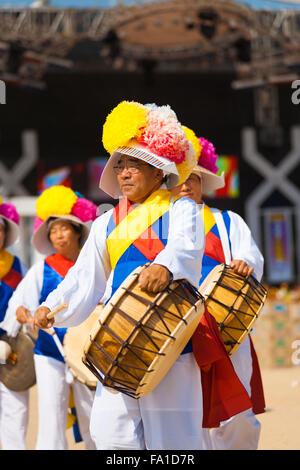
xmin=63 ymin=308 xmax=101 ymax=389
xmin=0 ymin=332 xmax=36 ymax=391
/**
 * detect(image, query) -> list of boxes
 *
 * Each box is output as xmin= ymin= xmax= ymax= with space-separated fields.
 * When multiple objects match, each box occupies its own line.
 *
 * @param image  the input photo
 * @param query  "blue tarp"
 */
xmin=1 ymin=0 xmax=300 ymax=9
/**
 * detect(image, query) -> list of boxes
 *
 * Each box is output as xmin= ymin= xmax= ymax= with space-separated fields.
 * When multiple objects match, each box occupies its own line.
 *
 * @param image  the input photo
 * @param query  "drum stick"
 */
xmin=47 ymin=302 xmax=68 ymax=320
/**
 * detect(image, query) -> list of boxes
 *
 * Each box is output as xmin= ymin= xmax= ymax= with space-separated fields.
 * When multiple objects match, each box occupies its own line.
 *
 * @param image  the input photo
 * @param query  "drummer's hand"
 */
xmin=138 ymin=264 xmax=171 ymax=293
xmin=33 ymin=306 xmax=54 ymax=330
xmin=230 ymin=260 xmax=254 ymax=277
xmin=16 ymin=306 xmax=35 ymax=331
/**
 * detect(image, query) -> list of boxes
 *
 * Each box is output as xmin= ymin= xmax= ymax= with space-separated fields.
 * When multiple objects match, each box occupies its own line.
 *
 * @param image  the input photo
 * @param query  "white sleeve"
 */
xmin=154 ymin=197 xmax=205 ymax=287
xmin=42 ymin=211 xmax=112 ymax=328
xmin=229 ymin=211 xmax=264 ymax=282
xmin=0 ymin=261 xmax=44 ymax=337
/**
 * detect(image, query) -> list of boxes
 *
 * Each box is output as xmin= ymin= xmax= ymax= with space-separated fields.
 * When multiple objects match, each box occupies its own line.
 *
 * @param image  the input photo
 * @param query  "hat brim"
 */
xmin=0 ymin=216 xmax=20 ymax=248
xmin=31 ymin=214 xmax=90 ymax=256
xmin=99 ymin=143 xmax=180 ymax=199
xmin=192 ymin=166 xmax=225 ymax=194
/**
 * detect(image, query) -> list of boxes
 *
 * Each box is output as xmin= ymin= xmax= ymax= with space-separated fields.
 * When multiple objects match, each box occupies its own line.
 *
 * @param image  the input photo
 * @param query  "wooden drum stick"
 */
xmin=47 ymin=302 xmax=68 ymax=320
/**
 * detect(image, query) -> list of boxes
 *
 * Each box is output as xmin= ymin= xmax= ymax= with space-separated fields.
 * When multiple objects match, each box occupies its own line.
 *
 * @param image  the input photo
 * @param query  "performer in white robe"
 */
xmin=33 ymin=102 xmax=253 ymax=450
xmin=2 ymin=186 xmax=98 ymax=450
xmin=171 ymin=135 xmax=266 ymax=450
xmin=0 ymin=197 xmax=28 ymax=450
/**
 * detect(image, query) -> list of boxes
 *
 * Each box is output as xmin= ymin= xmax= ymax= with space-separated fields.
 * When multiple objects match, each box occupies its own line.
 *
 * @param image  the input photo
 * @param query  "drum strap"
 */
xmin=107 ymin=189 xmax=179 ymax=270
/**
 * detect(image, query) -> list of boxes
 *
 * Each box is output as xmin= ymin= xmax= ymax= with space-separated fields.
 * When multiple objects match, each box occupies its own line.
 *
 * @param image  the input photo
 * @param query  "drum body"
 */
xmin=199 ymin=263 xmax=267 ymax=356
xmin=63 ymin=309 xmax=101 ymax=389
xmin=83 ymin=265 xmax=204 ymax=399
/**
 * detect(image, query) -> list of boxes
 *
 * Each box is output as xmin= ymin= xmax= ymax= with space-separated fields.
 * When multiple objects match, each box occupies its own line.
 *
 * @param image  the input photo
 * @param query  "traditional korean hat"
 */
xmin=99 ymin=101 xmax=198 ymax=198
xmin=0 ymin=195 xmax=20 ymax=248
xmin=32 ymin=185 xmax=98 ymax=255
xmin=191 ymin=137 xmax=225 ymax=194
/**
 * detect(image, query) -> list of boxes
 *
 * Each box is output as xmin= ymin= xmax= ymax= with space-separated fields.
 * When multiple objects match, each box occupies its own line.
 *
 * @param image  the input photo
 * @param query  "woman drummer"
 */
xmin=0 ymin=196 xmax=28 ymax=449
xmin=3 ymin=186 xmax=98 ymax=450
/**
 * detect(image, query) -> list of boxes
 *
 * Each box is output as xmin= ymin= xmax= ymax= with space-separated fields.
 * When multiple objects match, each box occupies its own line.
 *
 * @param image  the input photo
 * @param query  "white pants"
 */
xmin=0 ymin=382 xmax=29 ymax=450
xmin=207 ymin=336 xmax=261 ymax=450
xmin=90 ymin=352 xmax=205 ymax=450
xmin=34 ymin=354 xmax=96 ymax=450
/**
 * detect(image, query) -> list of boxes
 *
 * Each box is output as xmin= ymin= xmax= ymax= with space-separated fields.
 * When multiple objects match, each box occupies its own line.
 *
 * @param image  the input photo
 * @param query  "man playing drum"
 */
xmin=2 ymin=186 xmax=98 ymax=450
xmin=171 ymin=135 xmax=266 ymax=450
xmin=33 ymin=101 xmax=252 ymax=450
xmin=0 ymin=196 xmax=28 ymax=449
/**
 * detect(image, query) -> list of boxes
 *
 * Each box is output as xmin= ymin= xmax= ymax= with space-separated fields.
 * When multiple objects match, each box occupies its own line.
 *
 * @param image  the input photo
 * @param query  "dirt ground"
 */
xmin=20 ymin=366 xmax=300 ymax=450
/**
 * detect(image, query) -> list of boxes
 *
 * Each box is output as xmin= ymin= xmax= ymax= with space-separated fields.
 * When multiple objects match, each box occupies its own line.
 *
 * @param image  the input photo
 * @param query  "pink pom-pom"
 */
xmin=71 ymin=198 xmax=98 ymax=222
xmin=33 ymin=216 xmax=44 ymax=232
xmin=198 ymin=137 xmax=219 ymax=174
xmin=137 ymin=106 xmax=189 ymax=164
xmin=0 ymin=203 xmax=20 ymax=225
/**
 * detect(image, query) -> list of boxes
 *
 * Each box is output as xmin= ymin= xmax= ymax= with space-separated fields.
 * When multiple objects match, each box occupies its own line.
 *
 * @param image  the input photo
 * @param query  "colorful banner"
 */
xmin=263 ymin=208 xmax=294 ymax=283
xmin=208 ymin=155 xmax=239 ymax=198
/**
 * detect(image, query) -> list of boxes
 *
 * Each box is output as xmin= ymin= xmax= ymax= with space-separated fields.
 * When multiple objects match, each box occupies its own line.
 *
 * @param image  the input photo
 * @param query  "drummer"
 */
xmin=33 ymin=101 xmax=252 ymax=450
xmin=171 ymin=134 xmax=266 ymax=450
xmin=2 ymin=186 xmax=98 ymax=450
xmin=0 ymin=196 xmax=28 ymax=449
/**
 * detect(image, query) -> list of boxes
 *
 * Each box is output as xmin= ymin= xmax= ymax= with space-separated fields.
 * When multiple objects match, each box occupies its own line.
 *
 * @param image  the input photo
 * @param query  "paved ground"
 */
xmin=2 ymin=366 xmax=299 ymax=450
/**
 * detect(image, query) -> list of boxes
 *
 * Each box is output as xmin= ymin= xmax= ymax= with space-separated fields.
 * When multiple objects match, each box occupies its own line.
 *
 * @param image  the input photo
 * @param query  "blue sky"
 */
xmin=1 ymin=0 xmax=300 ymax=9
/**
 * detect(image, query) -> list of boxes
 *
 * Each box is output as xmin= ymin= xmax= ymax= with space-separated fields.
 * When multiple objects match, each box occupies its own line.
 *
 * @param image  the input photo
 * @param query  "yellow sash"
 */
xmin=0 ymin=249 xmax=14 ymax=280
xmin=107 ymin=189 xmax=177 ymax=270
xmin=200 ymin=204 xmax=216 ymax=236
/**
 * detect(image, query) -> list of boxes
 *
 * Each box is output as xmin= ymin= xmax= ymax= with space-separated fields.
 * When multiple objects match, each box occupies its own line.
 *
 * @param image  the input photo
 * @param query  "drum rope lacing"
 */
xmin=83 ymin=280 xmax=202 ymax=398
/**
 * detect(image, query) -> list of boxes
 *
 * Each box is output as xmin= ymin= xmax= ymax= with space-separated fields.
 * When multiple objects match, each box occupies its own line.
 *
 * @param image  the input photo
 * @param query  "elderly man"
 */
xmin=171 ymin=136 xmax=265 ymax=450
xmin=33 ymin=101 xmax=250 ymax=450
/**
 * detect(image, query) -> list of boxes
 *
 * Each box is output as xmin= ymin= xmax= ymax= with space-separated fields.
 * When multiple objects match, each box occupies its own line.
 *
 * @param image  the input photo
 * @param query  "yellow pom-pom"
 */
xmin=182 ymin=126 xmax=202 ymax=160
xmin=102 ymin=101 xmax=148 ymax=155
xmin=36 ymin=185 xmax=77 ymax=221
xmin=0 ymin=194 xmax=2 ymax=205
xmin=176 ymin=143 xmax=198 ymax=185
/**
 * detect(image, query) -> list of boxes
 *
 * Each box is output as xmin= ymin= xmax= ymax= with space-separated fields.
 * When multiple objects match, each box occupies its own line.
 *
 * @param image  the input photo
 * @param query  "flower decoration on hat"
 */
xmin=198 ymin=137 xmax=219 ymax=174
xmin=0 ymin=198 xmax=20 ymax=226
xmin=102 ymin=100 xmax=197 ymax=184
xmin=175 ymin=126 xmax=202 ymax=185
xmin=34 ymin=185 xmax=98 ymax=232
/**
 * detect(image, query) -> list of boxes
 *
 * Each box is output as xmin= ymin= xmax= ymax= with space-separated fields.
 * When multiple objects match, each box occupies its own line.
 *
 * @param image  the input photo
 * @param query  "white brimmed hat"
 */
xmin=99 ymin=101 xmax=198 ymax=199
xmin=0 ymin=198 xmax=20 ymax=248
xmin=31 ymin=185 xmax=98 ymax=255
xmin=188 ymin=136 xmax=225 ymax=194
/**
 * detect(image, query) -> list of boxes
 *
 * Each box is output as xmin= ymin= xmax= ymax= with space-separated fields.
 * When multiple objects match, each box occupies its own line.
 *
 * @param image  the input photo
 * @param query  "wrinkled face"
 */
xmin=0 ymin=221 xmax=6 ymax=250
xmin=171 ymin=172 xmax=202 ymax=204
xmin=48 ymin=219 xmax=81 ymax=257
xmin=114 ymin=156 xmax=164 ymax=204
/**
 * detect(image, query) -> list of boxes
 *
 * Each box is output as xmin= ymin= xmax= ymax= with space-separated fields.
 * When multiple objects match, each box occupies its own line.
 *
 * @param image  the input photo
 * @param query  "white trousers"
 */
xmin=0 ymin=382 xmax=29 ymax=450
xmin=34 ymin=355 xmax=96 ymax=450
xmin=90 ymin=352 xmax=205 ymax=450
xmin=206 ymin=336 xmax=261 ymax=450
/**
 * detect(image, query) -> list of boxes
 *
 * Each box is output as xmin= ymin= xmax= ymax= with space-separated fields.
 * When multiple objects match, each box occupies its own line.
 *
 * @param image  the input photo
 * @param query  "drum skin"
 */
xmin=63 ymin=309 xmax=102 ymax=390
xmin=82 ymin=265 xmax=204 ymax=398
xmin=199 ymin=263 xmax=267 ymax=355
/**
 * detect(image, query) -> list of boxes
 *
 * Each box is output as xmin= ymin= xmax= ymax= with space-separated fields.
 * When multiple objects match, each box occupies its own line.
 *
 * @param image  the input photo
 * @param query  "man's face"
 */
xmin=115 ymin=156 xmax=163 ymax=203
xmin=171 ymin=172 xmax=202 ymax=204
xmin=0 ymin=222 xmax=6 ymax=250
